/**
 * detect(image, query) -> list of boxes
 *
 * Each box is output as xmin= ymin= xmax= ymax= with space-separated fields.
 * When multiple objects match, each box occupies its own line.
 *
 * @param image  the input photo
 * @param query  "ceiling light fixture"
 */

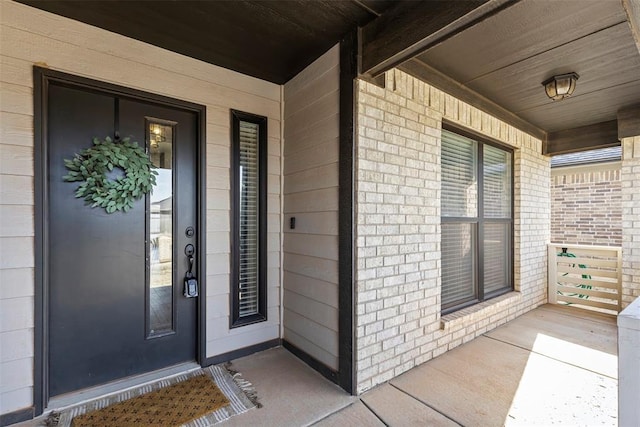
xmin=542 ymin=72 xmax=579 ymax=101
xmin=149 ymin=124 xmax=166 ymax=149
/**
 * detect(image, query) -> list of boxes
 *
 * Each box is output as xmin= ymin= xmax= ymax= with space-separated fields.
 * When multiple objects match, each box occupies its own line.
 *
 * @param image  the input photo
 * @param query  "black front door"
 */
xmin=46 ymin=81 xmax=199 ymax=397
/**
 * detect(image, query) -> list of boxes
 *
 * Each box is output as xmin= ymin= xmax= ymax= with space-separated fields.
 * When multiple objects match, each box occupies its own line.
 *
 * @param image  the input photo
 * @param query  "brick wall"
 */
xmin=551 ymin=164 xmax=622 ymax=246
xmin=621 ymin=136 xmax=640 ymax=307
xmin=355 ymin=69 xmax=549 ymax=393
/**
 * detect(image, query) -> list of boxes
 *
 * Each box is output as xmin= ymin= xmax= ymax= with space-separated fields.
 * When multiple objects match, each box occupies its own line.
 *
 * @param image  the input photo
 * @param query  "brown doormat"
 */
xmin=71 ymin=374 xmax=229 ymax=427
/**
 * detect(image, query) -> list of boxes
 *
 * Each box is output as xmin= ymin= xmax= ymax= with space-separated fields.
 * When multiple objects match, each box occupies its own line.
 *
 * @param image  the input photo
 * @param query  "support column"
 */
xmin=621 ymin=136 xmax=640 ymax=307
xmin=619 ymin=135 xmax=640 ymax=427
xmin=618 ymin=299 xmax=640 ymax=427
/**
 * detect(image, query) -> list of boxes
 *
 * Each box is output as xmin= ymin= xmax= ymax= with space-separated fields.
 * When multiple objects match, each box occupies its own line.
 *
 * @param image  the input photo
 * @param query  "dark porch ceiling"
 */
xmin=17 ymin=0 xmax=394 ymax=84
xmin=18 ymin=0 xmax=640 ymax=154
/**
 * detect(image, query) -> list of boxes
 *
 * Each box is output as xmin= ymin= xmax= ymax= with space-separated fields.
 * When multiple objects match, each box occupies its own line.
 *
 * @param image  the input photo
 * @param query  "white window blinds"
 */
xmin=441 ymin=222 xmax=476 ymax=306
xmin=238 ymin=120 xmax=260 ymax=317
xmin=441 ymin=130 xmax=477 ymax=218
xmin=483 ymin=145 xmax=512 ymax=295
xmin=483 ymin=145 xmax=511 ymax=218
xmin=441 ymin=130 xmax=478 ymax=307
xmin=484 ymin=222 xmax=510 ymax=294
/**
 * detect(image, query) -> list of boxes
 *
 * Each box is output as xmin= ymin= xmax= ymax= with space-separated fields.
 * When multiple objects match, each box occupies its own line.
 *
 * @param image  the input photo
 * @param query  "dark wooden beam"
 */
xmin=360 ymin=0 xmax=519 ymax=77
xmin=398 ymin=58 xmax=546 ymax=141
xmin=544 ymin=120 xmax=619 ymax=156
xmin=618 ymin=105 xmax=640 ymax=139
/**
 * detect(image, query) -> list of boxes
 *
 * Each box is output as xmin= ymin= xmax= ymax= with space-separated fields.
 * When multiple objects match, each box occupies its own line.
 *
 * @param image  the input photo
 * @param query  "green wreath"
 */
xmin=63 ymin=136 xmax=157 ymax=213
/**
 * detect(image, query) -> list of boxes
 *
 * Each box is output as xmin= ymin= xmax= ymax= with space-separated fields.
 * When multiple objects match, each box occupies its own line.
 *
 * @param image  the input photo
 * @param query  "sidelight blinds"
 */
xmin=238 ymin=121 xmax=260 ymax=317
xmin=231 ymin=111 xmax=267 ymax=327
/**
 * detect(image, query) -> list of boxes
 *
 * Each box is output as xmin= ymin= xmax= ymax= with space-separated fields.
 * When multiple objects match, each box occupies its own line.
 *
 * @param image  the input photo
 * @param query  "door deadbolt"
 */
xmin=184 ymin=244 xmax=195 ymax=256
xmin=185 ymin=226 xmax=195 ymax=237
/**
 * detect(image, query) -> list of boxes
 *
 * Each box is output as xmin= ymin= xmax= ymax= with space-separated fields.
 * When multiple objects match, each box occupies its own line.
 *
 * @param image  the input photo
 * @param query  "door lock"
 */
xmin=183 ymin=244 xmax=198 ymax=298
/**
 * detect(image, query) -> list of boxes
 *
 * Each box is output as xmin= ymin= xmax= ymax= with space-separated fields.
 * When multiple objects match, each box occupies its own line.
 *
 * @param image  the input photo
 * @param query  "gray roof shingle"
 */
xmin=550 ymin=146 xmax=621 ymax=168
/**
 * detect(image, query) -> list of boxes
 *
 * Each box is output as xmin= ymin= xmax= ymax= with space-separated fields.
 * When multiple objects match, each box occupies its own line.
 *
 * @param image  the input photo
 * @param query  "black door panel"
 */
xmin=47 ymin=84 xmax=198 ymax=397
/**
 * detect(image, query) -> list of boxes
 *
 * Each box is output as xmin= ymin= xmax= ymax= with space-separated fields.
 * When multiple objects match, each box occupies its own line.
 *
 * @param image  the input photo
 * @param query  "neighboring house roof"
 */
xmin=550 ymin=146 xmax=622 ymax=168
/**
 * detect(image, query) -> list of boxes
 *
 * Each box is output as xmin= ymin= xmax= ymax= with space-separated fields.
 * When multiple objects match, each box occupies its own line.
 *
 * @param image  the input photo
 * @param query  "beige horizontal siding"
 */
xmin=282 ymin=212 xmax=338 ymax=236
xmin=284 ymin=234 xmax=339 ymax=259
xmin=282 ymin=45 xmax=340 ymax=370
xmin=0 ymin=111 xmax=33 ymax=147
xmin=283 ymin=319 xmax=338 ymax=369
xmin=0 ymin=329 xmax=34 ymax=364
xmin=284 ymin=188 xmax=339 ymax=213
xmin=283 ymin=139 xmax=340 ymax=175
xmin=284 ymin=253 xmax=339 ymax=285
xmin=283 ymin=114 xmax=340 ymax=153
xmin=284 ymin=271 xmax=338 ymax=308
xmin=0 ymin=1 xmax=282 ymax=415
xmin=284 ymin=163 xmax=339 ymax=194
xmin=285 ymin=66 xmax=340 ymax=114
xmin=0 ymin=175 xmax=34 ymax=205
xmin=0 ymin=205 xmax=33 ymax=237
xmin=0 ymin=144 xmax=33 ymax=177
xmin=284 ymin=290 xmax=338 ymax=331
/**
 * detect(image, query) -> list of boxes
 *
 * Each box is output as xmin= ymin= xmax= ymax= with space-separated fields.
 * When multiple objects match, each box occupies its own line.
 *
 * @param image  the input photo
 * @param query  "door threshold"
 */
xmin=46 ymin=361 xmax=201 ymax=413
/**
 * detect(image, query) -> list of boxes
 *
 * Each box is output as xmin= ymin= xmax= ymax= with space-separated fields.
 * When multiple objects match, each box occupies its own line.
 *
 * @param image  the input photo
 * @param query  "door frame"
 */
xmin=33 ymin=67 xmax=207 ymax=415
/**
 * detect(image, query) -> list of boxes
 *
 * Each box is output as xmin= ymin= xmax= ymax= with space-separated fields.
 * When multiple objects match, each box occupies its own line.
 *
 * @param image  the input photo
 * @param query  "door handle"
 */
xmin=183 ymin=244 xmax=198 ymax=298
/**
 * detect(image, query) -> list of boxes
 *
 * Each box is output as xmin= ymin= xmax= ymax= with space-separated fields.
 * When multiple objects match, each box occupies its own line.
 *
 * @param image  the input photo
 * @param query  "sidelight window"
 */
xmin=441 ymin=127 xmax=513 ymax=313
xmin=147 ymin=120 xmax=175 ymax=337
xmin=231 ymin=110 xmax=267 ymax=327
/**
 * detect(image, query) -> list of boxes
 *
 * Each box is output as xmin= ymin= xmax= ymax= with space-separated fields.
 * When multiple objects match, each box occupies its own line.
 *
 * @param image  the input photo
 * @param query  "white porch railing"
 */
xmin=548 ymin=243 xmax=622 ymax=315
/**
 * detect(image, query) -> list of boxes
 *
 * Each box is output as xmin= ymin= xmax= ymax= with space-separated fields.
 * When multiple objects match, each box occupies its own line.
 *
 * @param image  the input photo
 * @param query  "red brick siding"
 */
xmin=551 ymin=166 xmax=621 ymax=246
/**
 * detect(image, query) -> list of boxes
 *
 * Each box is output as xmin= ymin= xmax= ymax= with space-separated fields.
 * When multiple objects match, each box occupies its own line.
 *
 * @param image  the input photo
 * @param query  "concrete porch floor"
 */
xmin=12 ymin=304 xmax=617 ymax=426
xmin=226 ymin=304 xmax=618 ymax=426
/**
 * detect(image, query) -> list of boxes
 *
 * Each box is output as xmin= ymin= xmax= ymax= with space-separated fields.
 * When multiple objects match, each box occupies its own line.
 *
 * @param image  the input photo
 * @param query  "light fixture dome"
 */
xmin=542 ymin=72 xmax=579 ymax=101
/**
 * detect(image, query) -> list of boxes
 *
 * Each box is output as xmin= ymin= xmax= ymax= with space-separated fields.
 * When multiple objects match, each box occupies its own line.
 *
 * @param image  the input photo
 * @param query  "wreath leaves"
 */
xmin=63 ymin=136 xmax=158 ymax=213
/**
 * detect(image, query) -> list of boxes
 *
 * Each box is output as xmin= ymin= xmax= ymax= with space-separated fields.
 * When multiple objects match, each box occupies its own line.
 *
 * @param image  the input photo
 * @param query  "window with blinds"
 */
xmin=441 ymin=128 xmax=513 ymax=312
xmin=231 ymin=111 xmax=267 ymax=327
xmin=483 ymin=145 xmax=512 ymax=296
